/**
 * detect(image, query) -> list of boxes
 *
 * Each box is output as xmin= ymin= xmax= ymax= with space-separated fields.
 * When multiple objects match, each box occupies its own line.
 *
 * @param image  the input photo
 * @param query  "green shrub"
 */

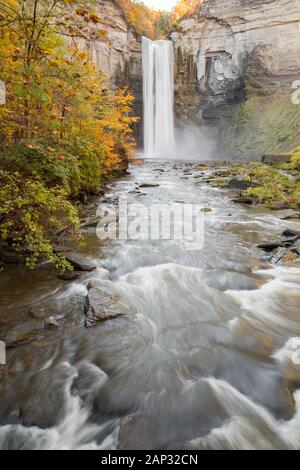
xmin=0 ymin=142 xmax=81 ymax=196
xmin=66 ymin=140 xmax=103 ymax=194
xmin=290 ymin=147 xmax=300 ymax=170
xmin=0 ymin=140 xmax=103 ymax=197
xmin=0 ymin=170 xmax=79 ymax=269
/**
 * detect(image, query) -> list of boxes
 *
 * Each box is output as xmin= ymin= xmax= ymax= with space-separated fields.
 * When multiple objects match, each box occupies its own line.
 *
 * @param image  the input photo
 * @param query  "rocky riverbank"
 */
xmin=1 ymin=158 xmax=300 ymax=448
xmin=194 ymin=159 xmax=300 ymax=267
xmin=1 ymin=158 xmax=300 ymax=356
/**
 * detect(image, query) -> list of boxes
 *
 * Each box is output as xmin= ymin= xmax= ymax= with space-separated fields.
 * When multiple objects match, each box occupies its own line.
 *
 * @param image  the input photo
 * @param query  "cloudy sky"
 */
xmin=143 ymin=0 xmax=178 ymax=10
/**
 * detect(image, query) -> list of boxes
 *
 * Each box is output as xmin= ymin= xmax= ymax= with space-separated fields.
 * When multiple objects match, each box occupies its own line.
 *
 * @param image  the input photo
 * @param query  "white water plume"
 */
xmin=142 ymin=37 xmax=215 ymax=160
xmin=142 ymin=37 xmax=175 ymax=158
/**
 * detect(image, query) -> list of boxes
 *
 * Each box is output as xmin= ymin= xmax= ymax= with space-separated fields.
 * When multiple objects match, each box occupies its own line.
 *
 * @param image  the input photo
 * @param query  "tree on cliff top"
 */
xmin=116 ymin=0 xmax=203 ymax=39
xmin=116 ymin=0 xmax=172 ymax=39
xmin=173 ymin=0 xmax=203 ymax=22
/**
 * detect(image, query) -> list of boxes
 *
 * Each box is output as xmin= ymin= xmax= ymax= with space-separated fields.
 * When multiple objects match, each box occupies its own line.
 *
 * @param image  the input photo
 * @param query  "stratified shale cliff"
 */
xmin=77 ymin=0 xmax=143 ymax=141
xmin=172 ymin=0 xmax=300 ymax=158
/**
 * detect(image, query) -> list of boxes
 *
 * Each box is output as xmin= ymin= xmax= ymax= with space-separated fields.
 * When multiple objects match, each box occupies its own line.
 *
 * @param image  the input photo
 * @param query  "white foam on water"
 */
xmin=0 ymin=362 xmax=118 ymax=450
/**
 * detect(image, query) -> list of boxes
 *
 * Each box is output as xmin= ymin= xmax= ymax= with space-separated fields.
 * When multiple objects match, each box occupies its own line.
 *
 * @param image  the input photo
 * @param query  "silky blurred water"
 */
xmin=0 ymin=160 xmax=300 ymax=450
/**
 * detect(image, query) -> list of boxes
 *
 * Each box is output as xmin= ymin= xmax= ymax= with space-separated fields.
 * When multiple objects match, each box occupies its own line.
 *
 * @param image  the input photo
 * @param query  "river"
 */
xmin=0 ymin=159 xmax=300 ymax=450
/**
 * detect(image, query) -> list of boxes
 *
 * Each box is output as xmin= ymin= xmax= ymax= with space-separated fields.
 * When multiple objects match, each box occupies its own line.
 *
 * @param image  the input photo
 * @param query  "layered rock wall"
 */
xmin=172 ymin=0 xmax=300 ymax=122
xmin=76 ymin=1 xmax=143 ymax=142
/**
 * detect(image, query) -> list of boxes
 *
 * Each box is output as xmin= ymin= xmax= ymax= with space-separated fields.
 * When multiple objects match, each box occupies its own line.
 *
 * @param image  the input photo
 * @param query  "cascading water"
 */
xmin=1 ymin=160 xmax=300 ymax=449
xmin=142 ymin=37 xmax=175 ymax=158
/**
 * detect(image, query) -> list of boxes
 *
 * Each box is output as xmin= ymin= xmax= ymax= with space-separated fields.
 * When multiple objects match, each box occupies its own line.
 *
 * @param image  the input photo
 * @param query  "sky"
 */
xmin=143 ymin=0 xmax=178 ymax=10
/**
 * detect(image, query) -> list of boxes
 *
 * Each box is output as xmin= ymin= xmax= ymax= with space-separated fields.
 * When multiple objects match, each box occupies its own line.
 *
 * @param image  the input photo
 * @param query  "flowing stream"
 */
xmin=1 ymin=35 xmax=300 ymax=451
xmin=0 ymin=160 xmax=300 ymax=450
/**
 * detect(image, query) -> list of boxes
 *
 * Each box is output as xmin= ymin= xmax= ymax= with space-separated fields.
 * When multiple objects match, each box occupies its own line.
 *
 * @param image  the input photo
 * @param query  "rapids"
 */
xmin=0 ymin=160 xmax=300 ymax=450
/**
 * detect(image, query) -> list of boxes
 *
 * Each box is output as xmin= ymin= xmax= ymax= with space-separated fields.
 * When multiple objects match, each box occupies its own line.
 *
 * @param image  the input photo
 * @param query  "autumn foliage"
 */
xmin=116 ymin=0 xmax=173 ymax=39
xmin=173 ymin=0 xmax=203 ymax=22
xmin=116 ymin=0 xmax=203 ymax=39
xmin=0 ymin=0 xmax=138 ymax=269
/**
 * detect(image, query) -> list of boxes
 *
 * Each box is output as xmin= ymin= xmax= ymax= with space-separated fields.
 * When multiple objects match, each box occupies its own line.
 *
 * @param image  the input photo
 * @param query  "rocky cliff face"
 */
xmin=172 ymin=0 xmax=300 ymax=123
xmin=77 ymin=0 xmax=143 ymax=143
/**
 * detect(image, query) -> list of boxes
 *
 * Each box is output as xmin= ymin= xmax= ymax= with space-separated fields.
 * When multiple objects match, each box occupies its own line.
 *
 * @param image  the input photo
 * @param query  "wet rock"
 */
xmin=73 ymin=362 xmax=108 ymax=401
xmin=0 ymin=250 xmax=25 ymax=265
xmin=282 ymin=237 xmax=299 ymax=247
xmin=79 ymin=192 xmax=88 ymax=204
xmin=270 ymin=201 xmax=290 ymax=210
xmin=262 ymin=155 xmax=291 ymax=165
xmin=80 ymin=217 xmax=101 ymax=229
xmin=227 ymin=178 xmax=259 ymax=190
xmin=291 ymin=240 xmax=300 ymax=255
xmin=282 ymin=229 xmax=300 ymax=239
xmin=84 ymin=288 xmax=130 ymax=327
xmin=280 ymin=250 xmax=300 ymax=266
xmin=257 ymin=241 xmax=283 ymax=252
xmin=60 ymin=252 xmax=97 ymax=272
xmin=232 ymin=197 xmax=254 ymax=205
xmin=263 ymin=247 xmax=287 ymax=264
xmin=280 ymin=211 xmax=300 ymax=220
xmin=44 ymin=316 xmax=60 ymax=328
xmin=29 ymin=306 xmax=51 ymax=320
xmin=139 ymin=183 xmax=160 ymax=188
xmin=57 ymin=270 xmax=81 ymax=281
xmin=6 ymin=322 xmax=45 ymax=348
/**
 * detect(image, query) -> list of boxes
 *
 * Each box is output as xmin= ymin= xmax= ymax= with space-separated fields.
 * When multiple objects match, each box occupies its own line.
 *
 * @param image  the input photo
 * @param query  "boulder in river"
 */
xmin=281 ymin=229 xmax=300 ymax=239
xmin=80 ymin=217 xmax=101 ymax=229
xmin=139 ymin=183 xmax=160 ymax=188
xmin=60 ymin=252 xmax=97 ymax=272
xmin=257 ymin=241 xmax=283 ymax=252
xmin=280 ymin=250 xmax=300 ymax=266
xmin=44 ymin=316 xmax=60 ymax=328
xmin=5 ymin=322 xmax=45 ymax=348
xmin=232 ymin=197 xmax=254 ymax=205
xmin=280 ymin=211 xmax=300 ymax=220
xmin=227 ymin=178 xmax=259 ymax=190
xmin=291 ymin=240 xmax=300 ymax=255
xmin=29 ymin=306 xmax=52 ymax=320
xmin=263 ymin=247 xmax=287 ymax=264
xmin=270 ymin=201 xmax=290 ymax=210
xmin=0 ymin=250 xmax=25 ymax=265
xmin=57 ymin=270 xmax=81 ymax=281
xmin=84 ymin=288 xmax=131 ymax=327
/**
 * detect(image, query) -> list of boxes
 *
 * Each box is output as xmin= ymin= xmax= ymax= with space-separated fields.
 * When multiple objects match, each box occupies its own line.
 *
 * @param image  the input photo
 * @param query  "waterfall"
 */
xmin=142 ymin=37 xmax=175 ymax=158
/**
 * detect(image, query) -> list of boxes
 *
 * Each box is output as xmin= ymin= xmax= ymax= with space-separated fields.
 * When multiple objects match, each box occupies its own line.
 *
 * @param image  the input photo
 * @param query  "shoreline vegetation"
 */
xmin=0 ymin=0 xmax=138 ymax=271
xmin=116 ymin=0 xmax=203 ymax=39
xmin=199 ymin=152 xmax=300 ymax=210
xmin=196 ymin=154 xmax=300 ymax=267
xmin=1 ymin=0 xmax=299 ymax=272
xmin=0 ymin=0 xmax=204 ymax=272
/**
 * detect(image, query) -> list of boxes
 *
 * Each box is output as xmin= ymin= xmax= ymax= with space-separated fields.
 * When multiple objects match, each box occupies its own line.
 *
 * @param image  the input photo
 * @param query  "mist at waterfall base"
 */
xmin=142 ymin=37 xmax=215 ymax=160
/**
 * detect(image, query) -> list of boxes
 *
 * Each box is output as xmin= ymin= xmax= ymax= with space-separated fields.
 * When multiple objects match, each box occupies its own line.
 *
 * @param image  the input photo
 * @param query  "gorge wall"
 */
xmin=76 ymin=0 xmax=143 ymax=144
xmin=172 ymin=0 xmax=300 ymax=159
